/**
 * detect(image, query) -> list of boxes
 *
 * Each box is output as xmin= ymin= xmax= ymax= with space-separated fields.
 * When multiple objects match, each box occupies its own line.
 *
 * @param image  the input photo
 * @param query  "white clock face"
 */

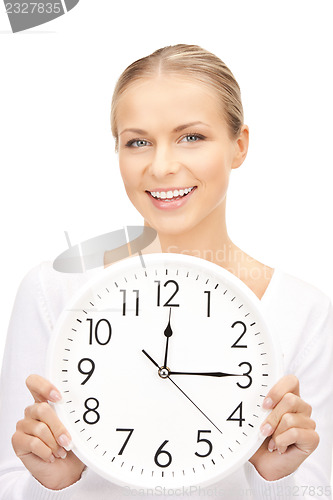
xmin=48 ymin=253 xmax=282 ymax=490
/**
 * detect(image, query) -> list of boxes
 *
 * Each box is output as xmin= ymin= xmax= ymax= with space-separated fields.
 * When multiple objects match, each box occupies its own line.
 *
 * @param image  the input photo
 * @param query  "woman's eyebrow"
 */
xmin=119 ymin=121 xmax=210 ymax=136
xmin=173 ymin=121 xmax=211 ymax=132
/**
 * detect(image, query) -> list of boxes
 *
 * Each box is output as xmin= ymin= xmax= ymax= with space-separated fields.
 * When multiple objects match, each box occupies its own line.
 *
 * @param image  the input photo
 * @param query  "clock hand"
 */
xmin=143 ymin=349 xmax=242 ymax=378
xmin=167 ymin=377 xmax=223 ymax=434
xmin=142 ymin=349 xmax=160 ymax=369
xmin=141 ymin=349 xmax=223 ymax=434
xmin=163 ymin=308 xmax=173 ymax=368
xmin=168 ymin=370 xmax=242 ymax=377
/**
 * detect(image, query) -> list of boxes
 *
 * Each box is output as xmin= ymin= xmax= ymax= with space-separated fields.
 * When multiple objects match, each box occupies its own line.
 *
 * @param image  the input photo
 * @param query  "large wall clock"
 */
xmin=47 ymin=253 xmax=282 ymax=490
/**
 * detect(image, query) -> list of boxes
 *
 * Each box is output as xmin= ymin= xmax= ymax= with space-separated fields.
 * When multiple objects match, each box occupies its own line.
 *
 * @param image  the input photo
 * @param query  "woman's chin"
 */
xmin=142 ymin=212 xmax=193 ymax=233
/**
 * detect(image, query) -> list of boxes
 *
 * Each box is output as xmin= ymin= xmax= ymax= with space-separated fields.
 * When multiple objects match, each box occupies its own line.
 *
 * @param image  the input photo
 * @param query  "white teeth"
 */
xmin=149 ymin=187 xmax=195 ymax=199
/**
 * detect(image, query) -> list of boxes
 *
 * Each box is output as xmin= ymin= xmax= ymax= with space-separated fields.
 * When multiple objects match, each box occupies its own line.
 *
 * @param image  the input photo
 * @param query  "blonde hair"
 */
xmin=111 ymin=44 xmax=244 ymax=151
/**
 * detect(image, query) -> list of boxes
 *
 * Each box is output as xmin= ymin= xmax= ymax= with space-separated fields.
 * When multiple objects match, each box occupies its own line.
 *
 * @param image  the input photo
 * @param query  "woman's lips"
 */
xmin=146 ymin=187 xmax=197 ymax=210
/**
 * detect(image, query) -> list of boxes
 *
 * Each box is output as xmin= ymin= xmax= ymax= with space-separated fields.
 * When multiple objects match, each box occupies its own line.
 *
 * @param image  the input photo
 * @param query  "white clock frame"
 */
xmin=47 ymin=253 xmax=283 ymax=490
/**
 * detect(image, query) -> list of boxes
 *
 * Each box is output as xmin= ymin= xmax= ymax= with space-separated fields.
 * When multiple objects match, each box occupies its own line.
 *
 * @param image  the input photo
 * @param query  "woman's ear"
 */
xmin=232 ymin=125 xmax=249 ymax=169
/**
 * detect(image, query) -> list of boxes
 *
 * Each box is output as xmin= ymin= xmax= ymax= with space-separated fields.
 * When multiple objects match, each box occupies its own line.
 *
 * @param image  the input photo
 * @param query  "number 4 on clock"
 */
xmin=226 ymin=402 xmax=245 ymax=427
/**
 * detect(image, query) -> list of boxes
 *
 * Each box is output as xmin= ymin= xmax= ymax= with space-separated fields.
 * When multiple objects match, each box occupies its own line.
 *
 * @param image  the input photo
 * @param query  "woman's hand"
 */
xmin=249 ymin=374 xmax=319 ymax=481
xmin=12 ymin=375 xmax=86 ymax=490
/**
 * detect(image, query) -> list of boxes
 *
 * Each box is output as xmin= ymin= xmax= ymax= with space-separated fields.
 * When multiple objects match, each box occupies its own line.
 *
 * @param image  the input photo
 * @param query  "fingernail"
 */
xmin=260 ymin=423 xmax=273 ymax=437
xmin=268 ymin=439 xmax=275 ymax=452
xmin=263 ymin=397 xmax=273 ymax=409
xmin=49 ymin=454 xmax=56 ymax=463
xmin=57 ymin=447 xmax=67 ymax=459
xmin=58 ymin=434 xmax=71 ymax=448
xmin=49 ymin=390 xmax=62 ymax=402
xmin=63 ymin=441 xmax=73 ymax=452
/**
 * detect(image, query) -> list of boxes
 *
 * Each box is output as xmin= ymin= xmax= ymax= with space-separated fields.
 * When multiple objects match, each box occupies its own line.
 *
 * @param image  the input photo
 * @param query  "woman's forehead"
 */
xmin=116 ymin=76 xmax=224 ymax=129
xmin=119 ymin=74 xmax=219 ymax=103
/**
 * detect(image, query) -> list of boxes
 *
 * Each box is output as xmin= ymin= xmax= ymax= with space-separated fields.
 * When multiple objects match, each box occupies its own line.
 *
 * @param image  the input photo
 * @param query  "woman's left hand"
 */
xmin=249 ymin=374 xmax=319 ymax=481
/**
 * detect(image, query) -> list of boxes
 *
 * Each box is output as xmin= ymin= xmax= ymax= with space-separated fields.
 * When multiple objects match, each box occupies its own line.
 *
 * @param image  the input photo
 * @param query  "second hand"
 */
xmin=142 ymin=349 xmax=223 ymax=435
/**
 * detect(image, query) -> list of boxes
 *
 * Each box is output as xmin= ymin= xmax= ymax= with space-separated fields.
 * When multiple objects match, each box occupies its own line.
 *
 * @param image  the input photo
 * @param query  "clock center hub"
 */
xmin=158 ymin=367 xmax=170 ymax=379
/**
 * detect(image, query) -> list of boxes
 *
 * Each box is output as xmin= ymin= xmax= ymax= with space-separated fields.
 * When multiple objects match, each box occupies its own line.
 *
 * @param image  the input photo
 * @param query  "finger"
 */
xmin=24 ymin=402 xmax=72 ymax=452
xmin=262 ymin=374 xmax=300 ymax=410
xmin=271 ymin=428 xmax=319 ymax=455
xmin=12 ymin=430 xmax=56 ymax=463
xmin=17 ymin=416 xmax=67 ymax=459
xmin=274 ymin=413 xmax=316 ymax=437
xmin=267 ymin=413 xmax=316 ymax=451
xmin=260 ymin=392 xmax=312 ymax=438
xmin=26 ymin=374 xmax=62 ymax=404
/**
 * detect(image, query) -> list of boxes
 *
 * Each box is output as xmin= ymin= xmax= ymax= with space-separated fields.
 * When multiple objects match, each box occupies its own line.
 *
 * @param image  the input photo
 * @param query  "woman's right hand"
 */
xmin=12 ymin=374 xmax=86 ymax=490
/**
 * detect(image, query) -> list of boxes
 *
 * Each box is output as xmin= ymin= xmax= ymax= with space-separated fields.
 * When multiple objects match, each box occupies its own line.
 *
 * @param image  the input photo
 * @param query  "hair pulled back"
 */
xmin=111 ymin=44 xmax=244 ymax=150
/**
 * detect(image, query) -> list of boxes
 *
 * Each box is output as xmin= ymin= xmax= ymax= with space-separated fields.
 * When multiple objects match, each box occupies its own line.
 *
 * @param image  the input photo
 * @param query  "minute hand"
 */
xmin=168 ymin=370 xmax=242 ymax=377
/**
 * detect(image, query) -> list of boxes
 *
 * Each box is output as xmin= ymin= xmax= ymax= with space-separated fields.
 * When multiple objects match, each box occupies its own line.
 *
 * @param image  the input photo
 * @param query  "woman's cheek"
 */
xmin=119 ymin=158 xmax=138 ymax=188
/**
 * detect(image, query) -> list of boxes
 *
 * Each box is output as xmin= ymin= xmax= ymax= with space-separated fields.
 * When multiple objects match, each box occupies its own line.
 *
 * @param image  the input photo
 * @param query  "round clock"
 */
xmin=47 ymin=253 xmax=283 ymax=490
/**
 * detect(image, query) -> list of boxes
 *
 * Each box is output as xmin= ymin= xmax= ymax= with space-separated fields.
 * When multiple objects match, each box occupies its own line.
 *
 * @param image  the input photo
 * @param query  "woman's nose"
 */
xmin=148 ymin=146 xmax=181 ymax=178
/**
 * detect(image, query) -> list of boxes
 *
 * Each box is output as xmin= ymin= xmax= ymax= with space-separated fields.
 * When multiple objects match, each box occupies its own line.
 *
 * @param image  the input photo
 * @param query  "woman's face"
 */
xmin=116 ymin=75 xmax=248 ymax=237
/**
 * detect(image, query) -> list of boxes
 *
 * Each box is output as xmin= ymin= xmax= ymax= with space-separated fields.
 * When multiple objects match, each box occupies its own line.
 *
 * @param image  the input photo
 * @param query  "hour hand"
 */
xmin=163 ymin=308 xmax=173 ymax=368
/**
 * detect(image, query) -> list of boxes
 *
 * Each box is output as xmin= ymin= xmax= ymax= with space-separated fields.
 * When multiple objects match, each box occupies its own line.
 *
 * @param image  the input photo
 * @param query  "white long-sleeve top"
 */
xmin=0 ymin=262 xmax=332 ymax=500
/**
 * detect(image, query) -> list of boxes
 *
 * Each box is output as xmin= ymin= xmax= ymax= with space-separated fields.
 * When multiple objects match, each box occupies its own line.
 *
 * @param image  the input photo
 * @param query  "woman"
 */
xmin=0 ymin=44 xmax=332 ymax=499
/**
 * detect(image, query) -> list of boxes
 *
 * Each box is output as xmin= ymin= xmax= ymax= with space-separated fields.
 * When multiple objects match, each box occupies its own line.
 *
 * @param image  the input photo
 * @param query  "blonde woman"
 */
xmin=1 ymin=44 xmax=332 ymax=499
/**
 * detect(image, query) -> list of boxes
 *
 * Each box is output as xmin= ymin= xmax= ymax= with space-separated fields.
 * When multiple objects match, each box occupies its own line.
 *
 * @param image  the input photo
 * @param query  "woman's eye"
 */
xmin=125 ymin=134 xmax=205 ymax=148
xmin=180 ymin=134 xmax=205 ymax=143
xmin=126 ymin=139 xmax=149 ymax=148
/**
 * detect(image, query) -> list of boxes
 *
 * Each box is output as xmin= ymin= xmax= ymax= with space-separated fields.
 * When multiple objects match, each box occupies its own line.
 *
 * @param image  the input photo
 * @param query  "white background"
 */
xmin=0 ymin=0 xmax=332 ymax=481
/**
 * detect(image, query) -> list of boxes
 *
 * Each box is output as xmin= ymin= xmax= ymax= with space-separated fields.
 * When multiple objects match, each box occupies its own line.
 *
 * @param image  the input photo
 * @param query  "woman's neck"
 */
xmin=144 ymin=203 xmax=237 ymax=270
xmin=156 ymin=228 xmax=235 ymax=269
xmin=142 ymin=205 xmax=274 ymax=300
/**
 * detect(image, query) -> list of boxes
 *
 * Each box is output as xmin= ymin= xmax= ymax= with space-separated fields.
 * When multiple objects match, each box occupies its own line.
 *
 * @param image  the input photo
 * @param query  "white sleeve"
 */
xmin=0 ymin=265 xmax=93 ymax=499
xmin=244 ymin=299 xmax=333 ymax=499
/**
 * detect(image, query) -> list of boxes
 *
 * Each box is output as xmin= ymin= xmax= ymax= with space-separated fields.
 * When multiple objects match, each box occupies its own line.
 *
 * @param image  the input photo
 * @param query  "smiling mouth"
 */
xmin=146 ymin=186 xmax=197 ymax=201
